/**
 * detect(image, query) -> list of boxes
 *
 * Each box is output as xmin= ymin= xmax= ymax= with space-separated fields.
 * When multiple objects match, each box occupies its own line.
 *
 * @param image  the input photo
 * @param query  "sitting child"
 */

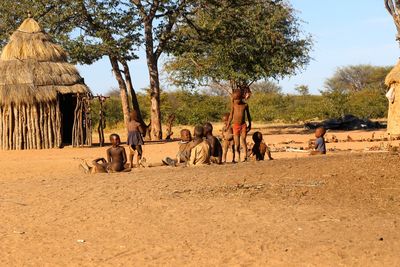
xmin=204 ymin=122 xmax=222 ymax=164
xmin=162 ymin=129 xmax=194 ymax=167
xmin=188 ymin=125 xmax=210 ymax=166
xmin=310 ymin=127 xmax=327 ymax=155
xmin=127 ymin=111 xmax=144 ymax=168
xmin=80 ymin=134 xmax=128 ymax=173
xmin=221 ymin=113 xmax=235 ymax=163
xmin=249 ymin=131 xmax=273 ymax=161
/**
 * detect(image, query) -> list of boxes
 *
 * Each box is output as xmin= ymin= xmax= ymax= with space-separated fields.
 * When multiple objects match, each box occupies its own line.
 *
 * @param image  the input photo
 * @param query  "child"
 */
xmin=188 ymin=125 xmax=210 ymax=166
xmin=127 ymin=111 xmax=144 ymax=168
xmin=221 ymin=113 xmax=235 ymax=163
xmin=250 ymin=131 xmax=273 ymax=161
xmin=311 ymin=127 xmax=327 ymax=155
xmin=80 ymin=134 xmax=127 ymax=173
xmin=204 ymin=122 xmax=223 ymax=164
xmin=227 ymin=90 xmax=252 ymax=162
xmin=162 ymin=129 xmax=194 ymax=167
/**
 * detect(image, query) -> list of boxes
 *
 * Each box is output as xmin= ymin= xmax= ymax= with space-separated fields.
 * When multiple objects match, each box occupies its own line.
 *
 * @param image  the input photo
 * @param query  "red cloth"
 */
xmin=232 ymin=123 xmax=247 ymax=136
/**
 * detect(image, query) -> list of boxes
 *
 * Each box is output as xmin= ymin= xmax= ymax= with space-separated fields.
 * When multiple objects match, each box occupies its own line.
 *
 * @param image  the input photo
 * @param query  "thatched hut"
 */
xmin=0 ymin=17 xmax=92 ymax=150
xmin=385 ymin=60 xmax=400 ymax=136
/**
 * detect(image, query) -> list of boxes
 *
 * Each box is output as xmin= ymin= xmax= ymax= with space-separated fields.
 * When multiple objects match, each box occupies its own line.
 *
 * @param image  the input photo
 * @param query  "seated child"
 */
xmin=80 ymin=134 xmax=128 ymax=173
xmin=249 ymin=131 xmax=273 ymax=161
xmin=161 ymin=129 xmax=194 ymax=167
xmin=127 ymin=111 xmax=144 ymax=168
xmin=204 ymin=122 xmax=223 ymax=164
xmin=188 ymin=125 xmax=210 ymax=166
xmin=227 ymin=90 xmax=252 ymax=162
xmin=221 ymin=113 xmax=235 ymax=163
xmin=310 ymin=127 xmax=327 ymax=155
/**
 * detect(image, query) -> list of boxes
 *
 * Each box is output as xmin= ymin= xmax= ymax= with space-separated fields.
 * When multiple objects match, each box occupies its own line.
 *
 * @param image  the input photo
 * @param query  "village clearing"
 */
xmin=0 ymin=125 xmax=399 ymax=266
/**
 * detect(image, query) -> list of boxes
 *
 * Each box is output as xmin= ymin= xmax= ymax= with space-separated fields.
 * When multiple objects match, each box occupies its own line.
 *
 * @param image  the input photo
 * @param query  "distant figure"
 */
xmin=189 ymin=125 xmax=210 ymax=166
xmin=311 ymin=127 xmax=326 ymax=155
xmin=80 ymin=134 xmax=127 ymax=173
xmin=227 ymin=90 xmax=252 ymax=162
xmin=204 ymin=122 xmax=223 ymax=164
xmin=250 ymin=131 xmax=273 ymax=161
xmin=127 ymin=111 xmax=144 ymax=168
xmin=221 ymin=113 xmax=235 ymax=163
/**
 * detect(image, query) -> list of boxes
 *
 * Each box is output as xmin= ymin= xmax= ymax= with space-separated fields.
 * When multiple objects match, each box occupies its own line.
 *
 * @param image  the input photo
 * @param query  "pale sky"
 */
xmin=77 ymin=0 xmax=400 ymax=95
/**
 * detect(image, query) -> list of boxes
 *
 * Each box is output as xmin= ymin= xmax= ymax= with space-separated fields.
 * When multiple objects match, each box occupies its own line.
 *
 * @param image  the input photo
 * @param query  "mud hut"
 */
xmin=385 ymin=60 xmax=400 ymax=136
xmin=0 ymin=17 xmax=92 ymax=150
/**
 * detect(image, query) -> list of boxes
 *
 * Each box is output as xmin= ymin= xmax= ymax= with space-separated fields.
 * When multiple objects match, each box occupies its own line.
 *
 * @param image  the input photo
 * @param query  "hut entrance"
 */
xmin=59 ymin=94 xmax=76 ymax=144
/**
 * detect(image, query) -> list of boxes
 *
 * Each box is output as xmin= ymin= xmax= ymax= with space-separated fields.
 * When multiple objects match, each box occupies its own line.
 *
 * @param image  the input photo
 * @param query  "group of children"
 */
xmin=80 ymin=90 xmax=327 ymax=173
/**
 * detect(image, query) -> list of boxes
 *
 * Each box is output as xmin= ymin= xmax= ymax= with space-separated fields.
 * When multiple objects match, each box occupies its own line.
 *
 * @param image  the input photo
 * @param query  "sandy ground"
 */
xmin=1 ymin=125 xmax=400 ymax=266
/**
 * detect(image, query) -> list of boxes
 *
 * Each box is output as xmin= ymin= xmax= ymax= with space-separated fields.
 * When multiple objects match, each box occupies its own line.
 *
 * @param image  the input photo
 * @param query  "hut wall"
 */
xmin=387 ymin=84 xmax=400 ymax=136
xmin=0 ymin=101 xmax=62 ymax=150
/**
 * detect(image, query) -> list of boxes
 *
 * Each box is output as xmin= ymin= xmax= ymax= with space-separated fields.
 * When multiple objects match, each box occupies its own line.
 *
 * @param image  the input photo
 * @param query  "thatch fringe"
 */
xmin=385 ymin=60 xmax=400 ymax=86
xmin=0 ymin=17 xmax=90 ymax=105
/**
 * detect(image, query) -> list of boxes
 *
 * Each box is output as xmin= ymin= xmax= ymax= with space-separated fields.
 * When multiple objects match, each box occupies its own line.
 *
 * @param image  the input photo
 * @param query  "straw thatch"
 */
xmin=385 ymin=60 xmax=400 ymax=87
xmin=0 ymin=17 xmax=91 ymax=150
xmin=385 ymin=60 xmax=400 ymax=136
xmin=0 ymin=18 xmax=89 ymax=105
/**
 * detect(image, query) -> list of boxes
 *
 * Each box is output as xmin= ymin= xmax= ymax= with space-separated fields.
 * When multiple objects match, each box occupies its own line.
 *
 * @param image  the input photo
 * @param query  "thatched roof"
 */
xmin=0 ymin=18 xmax=90 ymax=105
xmin=385 ymin=60 xmax=400 ymax=87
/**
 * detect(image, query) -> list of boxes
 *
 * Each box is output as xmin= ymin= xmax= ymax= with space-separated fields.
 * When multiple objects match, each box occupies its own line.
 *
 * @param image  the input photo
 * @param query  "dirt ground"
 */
xmin=1 ymin=125 xmax=400 ymax=266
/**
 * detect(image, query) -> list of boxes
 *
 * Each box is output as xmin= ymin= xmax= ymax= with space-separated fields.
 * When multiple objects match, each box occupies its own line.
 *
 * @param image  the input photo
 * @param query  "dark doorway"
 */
xmin=59 ymin=94 xmax=76 ymax=145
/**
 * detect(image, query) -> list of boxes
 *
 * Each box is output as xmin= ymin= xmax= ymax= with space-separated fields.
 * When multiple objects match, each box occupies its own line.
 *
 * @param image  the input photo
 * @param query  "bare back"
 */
xmin=127 ymin=120 xmax=141 ymax=132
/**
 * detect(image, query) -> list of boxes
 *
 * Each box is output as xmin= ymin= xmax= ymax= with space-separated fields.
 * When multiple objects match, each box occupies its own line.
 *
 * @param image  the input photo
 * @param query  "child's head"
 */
xmin=252 ymin=131 xmax=263 ymax=144
xmin=315 ymin=127 xmax=326 ymax=138
xmin=110 ymin=133 xmax=121 ymax=146
xmin=193 ymin=125 xmax=205 ymax=139
xmin=222 ymin=113 xmax=230 ymax=123
xmin=203 ymin=122 xmax=213 ymax=135
xmin=232 ymin=90 xmax=242 ymax=102
xmin=129 ymin=110 xmax=139 ymax=121
xmin=180 ymin=129 xmax=192 ymax=142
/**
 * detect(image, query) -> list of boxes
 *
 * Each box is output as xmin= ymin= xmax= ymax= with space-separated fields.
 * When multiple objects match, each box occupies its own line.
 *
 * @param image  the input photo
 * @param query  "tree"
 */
xmin=324 ymin=65 xmax=392 ymax=93
xmin=130 ymin=0 xmax=192 ymax=140
xmin=251 ymin=81 xmax=282 ymax=94
xmin=385 ymin=0 xmax=400 ymax=42
xmin=0 ymin=0 xmax=145 ymax=128
xmin=295 ymin=84 xmax=310 ymax=96
xmin=166 ymin=0 xmax=312 ymax=95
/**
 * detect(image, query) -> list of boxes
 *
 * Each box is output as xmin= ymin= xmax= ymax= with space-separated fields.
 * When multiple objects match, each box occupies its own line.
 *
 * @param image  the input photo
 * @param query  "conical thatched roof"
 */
xmin=0 ymin=18 xmax=90 ymax=105
xmin=385 ymin=60 xmax=400 ymax=87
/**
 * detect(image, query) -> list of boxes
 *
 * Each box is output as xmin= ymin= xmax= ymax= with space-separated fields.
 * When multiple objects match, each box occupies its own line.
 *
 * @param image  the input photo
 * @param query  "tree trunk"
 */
xmin=144 ymin=21 xmax=162 ymax=140
xmin=120 ymin=59 xmax=147 ymax=128
xmin=109 ymin=56 xmax=131 ymax=127
xmin=148 ymin=59 xmax=162 ymax=140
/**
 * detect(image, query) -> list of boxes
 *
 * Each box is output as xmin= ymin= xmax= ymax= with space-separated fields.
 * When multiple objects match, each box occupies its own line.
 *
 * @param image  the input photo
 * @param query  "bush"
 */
xmin=90 ymin=88 xmax=389 ymax=128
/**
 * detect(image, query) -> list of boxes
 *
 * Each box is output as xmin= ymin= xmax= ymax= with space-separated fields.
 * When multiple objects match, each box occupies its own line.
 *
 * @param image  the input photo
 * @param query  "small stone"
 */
xmin=13 ymin=231 xmax=25 ymax=235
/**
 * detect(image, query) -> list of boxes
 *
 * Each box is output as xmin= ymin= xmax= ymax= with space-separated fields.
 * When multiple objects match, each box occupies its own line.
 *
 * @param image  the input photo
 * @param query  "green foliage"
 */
xmin=251 ymin=81 xmax=282 ymax=94
xmin=320 ymin=64 xmax=390 ymax=119
xmin=166 ymin=0 xmax=312 ymax=89
xmin=136 ymin=89 xmax=230 ymax=125
xmin=295 ymin=84 xmax=310 ymax=96
xmin=324 ymin=65 xmax=392 ymax=93
xmin=91 ymin=94 xmax=124 ymax=128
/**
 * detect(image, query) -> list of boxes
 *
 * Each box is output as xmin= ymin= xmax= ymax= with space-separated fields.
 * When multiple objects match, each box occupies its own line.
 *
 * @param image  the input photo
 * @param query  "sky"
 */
xmin=76 ymin=0 xmax=400 ymax=95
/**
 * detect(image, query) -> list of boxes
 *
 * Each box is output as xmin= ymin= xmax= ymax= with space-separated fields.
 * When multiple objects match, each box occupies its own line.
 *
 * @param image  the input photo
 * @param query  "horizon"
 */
xmin=76 ymin=0 xmax=400 ymax=96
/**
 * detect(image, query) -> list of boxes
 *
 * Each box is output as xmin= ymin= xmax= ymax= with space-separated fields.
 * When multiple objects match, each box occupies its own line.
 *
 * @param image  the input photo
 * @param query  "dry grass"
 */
xmin=0 ymin=18 xmax=89 ymax=104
